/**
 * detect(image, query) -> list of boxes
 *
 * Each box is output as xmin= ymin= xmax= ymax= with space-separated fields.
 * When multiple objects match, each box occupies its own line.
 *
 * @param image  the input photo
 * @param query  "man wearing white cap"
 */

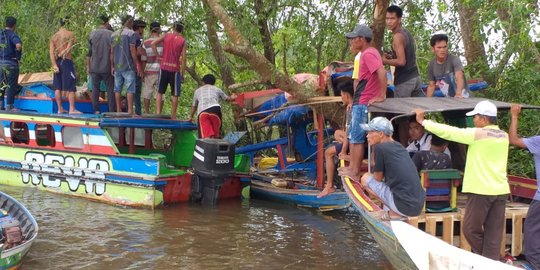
xmin=360 ymin=117 xmax=425 ymax=218
xmin=414 ymin=100 xmax=509 ymax=261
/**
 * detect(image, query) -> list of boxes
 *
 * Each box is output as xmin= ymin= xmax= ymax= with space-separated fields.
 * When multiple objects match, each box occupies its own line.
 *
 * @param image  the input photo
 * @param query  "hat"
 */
xmin=150 ymin=21 xmax=161 ymax=32
xmin=361 ymin=117 xmax=394 ymax=136
xmin=465 ymin=100 xmax=497 ymax=117
xmin=345 ymin=24 xmax=373 ymax=39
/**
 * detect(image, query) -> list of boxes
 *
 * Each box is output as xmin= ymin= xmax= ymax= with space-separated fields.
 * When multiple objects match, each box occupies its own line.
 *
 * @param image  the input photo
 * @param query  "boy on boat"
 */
xmin=152 ymin=21 xmax=186 ymax=119
xmin=318 ymin=79 xmax=353 ymax=198
xmin=359 ymin=117 xmax=425 ymax=218
xmin=50 ymin=17 xmax=80 ymax=114
xmin=509 ymin=104 xmax=540 ymax=270
xmin=189 ymin=74 xmax=236 ymax=138
xmin=412 ymin=134 xmax=451 ymax=172
xmin=414 ymin=100 xmax=509 ymax=261
xmin=406 ymin=120 xmax=432 ymax=155
xmin=338 ymin=24 xmax=386 ymax=181
xmin=141 ymin=22 xmax=163 ymax=114
xmin=112 ymin=15 xmax=141 ymax=115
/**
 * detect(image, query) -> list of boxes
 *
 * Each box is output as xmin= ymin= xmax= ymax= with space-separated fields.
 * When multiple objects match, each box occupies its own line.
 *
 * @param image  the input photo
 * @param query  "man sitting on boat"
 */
xmin=318 ymin=79 xmax=353 ymax=198
xmin=509 ymin=104 xmax=540 ymax=270
xmin=359 ymin=117 xmax=425 ymax=218
xmin=189 ymin=74 xmax=236 ymax=138
xmin=414 ymin=100 xmax=509 ymax=261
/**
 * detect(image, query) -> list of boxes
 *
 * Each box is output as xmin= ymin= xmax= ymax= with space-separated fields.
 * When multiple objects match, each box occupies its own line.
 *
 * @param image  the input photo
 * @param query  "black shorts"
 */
xmin=157 ymin=69 xmax=182 ymax=96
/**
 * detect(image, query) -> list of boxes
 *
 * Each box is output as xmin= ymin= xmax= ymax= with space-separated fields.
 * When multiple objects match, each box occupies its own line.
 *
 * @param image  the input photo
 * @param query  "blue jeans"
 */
xmin=0 ymin=63 xmax=19 ymax=108
xmin=114 ymin=70 xmax=136 ymax=94
xmin=348 ymin=104 xmax=368 ymax=144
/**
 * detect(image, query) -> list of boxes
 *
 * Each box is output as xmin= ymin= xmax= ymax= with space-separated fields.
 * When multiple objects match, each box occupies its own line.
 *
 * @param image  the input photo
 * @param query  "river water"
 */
xmin=3 ymin=186 xmax=391 ymax=269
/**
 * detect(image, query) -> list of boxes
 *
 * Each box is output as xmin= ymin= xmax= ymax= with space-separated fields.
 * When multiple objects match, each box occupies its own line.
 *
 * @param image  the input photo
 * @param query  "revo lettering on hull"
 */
xmin=20 ymin=151 xmax=110 ymax=196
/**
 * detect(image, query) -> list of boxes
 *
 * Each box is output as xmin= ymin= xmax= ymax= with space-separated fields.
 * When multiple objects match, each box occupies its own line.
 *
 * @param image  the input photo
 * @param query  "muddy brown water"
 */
xmin=3 ymin=186 xmax=391 ymax=269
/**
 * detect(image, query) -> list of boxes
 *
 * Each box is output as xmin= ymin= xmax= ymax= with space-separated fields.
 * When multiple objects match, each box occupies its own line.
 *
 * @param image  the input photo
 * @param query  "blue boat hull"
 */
xmin=250 ymin=179 xmax=350 ymax=211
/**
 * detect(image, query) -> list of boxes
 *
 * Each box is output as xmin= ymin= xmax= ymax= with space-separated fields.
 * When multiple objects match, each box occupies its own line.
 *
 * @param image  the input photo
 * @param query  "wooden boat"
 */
xmin=341 ymin=97 xmax=539 ymax=269
xmin=234 ymin=89 xmax=350 ymax=211
xmin=0 ymin=83 xmax=243 ymax=208
xmin=0 ymin=191 xmax=38 ymax=269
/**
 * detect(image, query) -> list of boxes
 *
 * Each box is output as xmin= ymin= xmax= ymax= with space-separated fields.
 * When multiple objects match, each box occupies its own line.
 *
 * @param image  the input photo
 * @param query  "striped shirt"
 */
xmin=142 ymin=37 xmax=162 ymax=75
xmin=192 ymin=85 xmax=228 ymax=115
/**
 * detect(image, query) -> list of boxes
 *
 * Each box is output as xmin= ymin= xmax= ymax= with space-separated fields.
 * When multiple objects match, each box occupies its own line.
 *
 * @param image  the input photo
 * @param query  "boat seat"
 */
xmin=420 ymin=169 xmax=462 ymax=213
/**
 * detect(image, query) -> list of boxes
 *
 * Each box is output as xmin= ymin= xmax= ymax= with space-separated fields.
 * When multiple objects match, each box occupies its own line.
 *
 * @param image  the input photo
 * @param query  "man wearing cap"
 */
xmin=141 ymin=22 xmax=162 ymax=114
xmin=359 ymin=117 xmax=425 ymax=218
xmin=338 ymin=24 xmax=386 ymax=181
xmin=50 ymin=17 xmax=80 ymax=114
xmin=383 ymin=5 xmax=421 ymax=98
xmin=152 ymin=21 xmax=186 ymax=119
xmin=509 ymin=104 xmax=540 ymax=270
xmin=0 ymin=16 xmax=22 ymax=111
xmin=111 ymin=15 xmax=142 ymax=115
xmin=132 ymin=19 xmax=147 ymax=116
xmin=414 ymin=100 xmax=509 ymax=261
xmin=87 ymin=15 xmax=115 ymax=113
xmin=426 ymin=31 xmax=469 ymax=98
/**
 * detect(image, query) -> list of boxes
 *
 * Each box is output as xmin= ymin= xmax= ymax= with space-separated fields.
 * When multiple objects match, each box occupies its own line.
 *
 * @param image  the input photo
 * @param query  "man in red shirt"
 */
xmin=151 ymin=21 xmax=186 ymax=119
xmin=338 ymin=24 xmax=386 ymax=181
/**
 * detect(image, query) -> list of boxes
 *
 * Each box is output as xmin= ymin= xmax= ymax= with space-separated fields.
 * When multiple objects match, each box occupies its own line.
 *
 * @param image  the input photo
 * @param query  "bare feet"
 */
xmin=69 ymin=110 xmax=82 ymax=115
xmin=317 ymin=186 xmax=336 ymax=198
xmin=57 ymin=109 xmax=68 ymax=114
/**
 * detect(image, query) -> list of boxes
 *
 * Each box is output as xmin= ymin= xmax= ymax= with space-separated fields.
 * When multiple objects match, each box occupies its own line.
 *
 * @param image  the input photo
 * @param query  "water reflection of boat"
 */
xmin=0 ymin=191 xmax=38 ymax=269
xmin=0 ymin=82 xmax=243 ymax=208
xmin=341 ymin=97 xmax=539 ymax=269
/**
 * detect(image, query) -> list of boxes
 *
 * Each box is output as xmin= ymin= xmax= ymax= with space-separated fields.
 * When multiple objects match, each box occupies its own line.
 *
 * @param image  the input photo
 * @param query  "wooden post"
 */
xmin=511 ymin=213 xmax=524 ymax=256
xmin=408 ymin=216 xmax=419 ymax=228
xmin=426 ymin=216 xmax=437 ymax=236
xmin=442 ymin=216 xmax=454 ymax=245
xmin=459 ymin=216 xmax=471 ymax=251
xmin=316 ymin=112 xmax=324 ymax=189
xmin=500 ymin=217 xmax=507 ymax=257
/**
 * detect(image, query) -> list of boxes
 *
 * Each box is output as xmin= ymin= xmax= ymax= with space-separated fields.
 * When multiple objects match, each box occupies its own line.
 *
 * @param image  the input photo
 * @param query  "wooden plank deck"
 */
xmin=407 ymin=197 xmax=529 ymax=257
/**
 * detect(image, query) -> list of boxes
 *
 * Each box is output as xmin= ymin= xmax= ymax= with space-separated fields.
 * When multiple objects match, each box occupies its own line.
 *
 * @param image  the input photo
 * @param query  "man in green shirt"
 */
xmin=413 ymin=100 xmax=509 ymax=261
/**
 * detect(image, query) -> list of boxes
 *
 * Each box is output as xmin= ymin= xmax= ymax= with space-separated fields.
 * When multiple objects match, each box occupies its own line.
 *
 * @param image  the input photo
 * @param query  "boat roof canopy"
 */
xmin=368 ymin=97 xmax=540 ymax=120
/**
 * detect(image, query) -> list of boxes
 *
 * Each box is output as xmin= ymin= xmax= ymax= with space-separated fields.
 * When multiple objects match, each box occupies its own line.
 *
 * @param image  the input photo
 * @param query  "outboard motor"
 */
xmin=191 ymin=138 xmax=235 ymax=205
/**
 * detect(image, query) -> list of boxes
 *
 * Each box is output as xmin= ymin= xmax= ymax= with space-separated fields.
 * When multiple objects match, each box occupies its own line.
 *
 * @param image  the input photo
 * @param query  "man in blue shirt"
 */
xmin=509 ymin=104 xmax=540 ymax=270
xmin=0 ymin=16 xmax=22 ymax=111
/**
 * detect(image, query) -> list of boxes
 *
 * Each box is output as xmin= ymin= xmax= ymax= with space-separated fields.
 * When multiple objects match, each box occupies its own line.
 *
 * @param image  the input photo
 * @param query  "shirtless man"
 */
xmin=49 ymin=17 xmax=80 ymax=114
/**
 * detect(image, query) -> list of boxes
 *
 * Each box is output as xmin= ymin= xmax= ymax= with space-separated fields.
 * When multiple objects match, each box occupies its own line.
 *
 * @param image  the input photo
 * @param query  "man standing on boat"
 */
xmin=509 ymin=104 xmax=540 ymax=270
xmin=414 ymin=100 xmax=510 ymax=261
xmin=152 ymin=21 xmax=186 ymax=119
xmin=0 ymin=16 xmax=22 ymax=111
xmin=189 ymin=74 xmax=236 ymax=138
xmin=359 ymin=117 xmax=425 ymax=218
xmin=87 ymin=15 xmax=115 ymax=113
xmin=338 ymin=24 xmax=386 ymax=181
xmin=382 ymin=5 xmax=421 ymax=98
xmin=141 ymin=22 xmax=163 ymax=114
xmin=132 ymin=19 xmax=147 ymax=116
xmin=111 ymin=15 xmax=141 ymax=115
xmin=426 ymin=31 xmax=469 ymax=98
xmin=50 ymin=17 xmax=80 ymax=114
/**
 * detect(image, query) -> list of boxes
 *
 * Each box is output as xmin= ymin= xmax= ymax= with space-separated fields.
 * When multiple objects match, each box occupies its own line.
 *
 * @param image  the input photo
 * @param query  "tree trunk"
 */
xmin=204 ymin=0 xmax=308 ymax=101
xmin=253 ymin=0 xmax=276 ymax=65
xmin=203 ymin=1 xmax=235 ymax=88
xmin=456 ymin=0 xmax=491 ymax=81
xmin=372 ymin=0 xmax=389 ymax=52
